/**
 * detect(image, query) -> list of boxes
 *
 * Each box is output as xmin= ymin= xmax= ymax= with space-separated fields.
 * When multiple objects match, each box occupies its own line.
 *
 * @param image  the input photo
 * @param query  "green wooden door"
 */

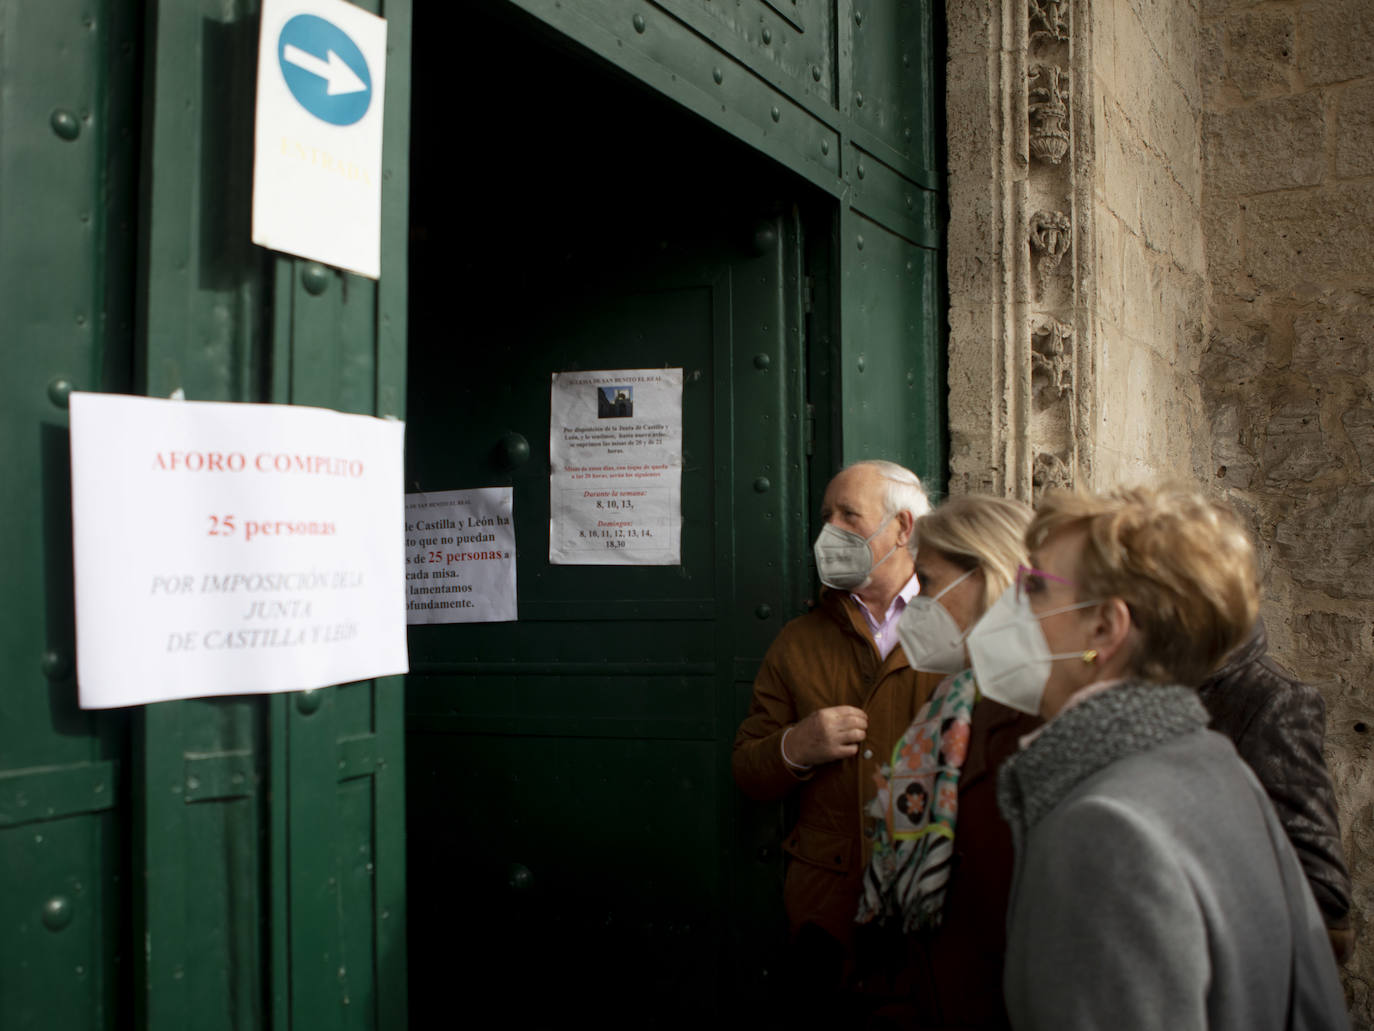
xmin=493 ymin=0 xmax=948 ymax=488
xmin=2 ymin=0 xmax=412 ymax=1027
xmin=132 ymin=0 xmax=412 ymax=1026
xmin=402 ymin=0 xmax=943 ymax=1020
xmin=0 ymin=0 xmax=941 ymax=1023
xmin=405 ymin=228 xmax=807 ymax=1023
xmin=0 ymin=0 xmax=139 ymax=1025
xmin=404 ymin=28 xmax=814 ymax=1017
xmin=2 ymin=0 xmax=412 ymax=1024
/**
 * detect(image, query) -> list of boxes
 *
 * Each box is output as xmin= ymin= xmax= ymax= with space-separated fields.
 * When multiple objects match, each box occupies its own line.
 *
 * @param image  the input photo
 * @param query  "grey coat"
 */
xmin=998 ymin=683 xmax=1347 ymax=1031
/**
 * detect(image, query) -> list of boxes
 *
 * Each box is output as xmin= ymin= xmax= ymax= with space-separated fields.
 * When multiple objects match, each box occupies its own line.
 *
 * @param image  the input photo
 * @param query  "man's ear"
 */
xmin=895 ymin=510 xmax=915 ymax=547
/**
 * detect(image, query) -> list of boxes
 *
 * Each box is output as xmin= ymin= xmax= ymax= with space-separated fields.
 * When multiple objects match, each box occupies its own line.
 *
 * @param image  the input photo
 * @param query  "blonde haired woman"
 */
xmin=854 ymin=494 xmax=1038 ymax=1028
xmin=972 ymin=485 xmax=1346 ymax=1030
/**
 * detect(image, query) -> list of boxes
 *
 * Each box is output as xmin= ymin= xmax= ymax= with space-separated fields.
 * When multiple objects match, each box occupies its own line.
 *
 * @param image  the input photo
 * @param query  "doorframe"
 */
xmin=492 ymin=0 xmax=948 ymax=490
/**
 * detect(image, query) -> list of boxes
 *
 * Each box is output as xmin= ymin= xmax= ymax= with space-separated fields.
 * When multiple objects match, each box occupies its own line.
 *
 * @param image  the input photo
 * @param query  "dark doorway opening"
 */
xmin=406 ymin=4 xmax=831 ymax=1023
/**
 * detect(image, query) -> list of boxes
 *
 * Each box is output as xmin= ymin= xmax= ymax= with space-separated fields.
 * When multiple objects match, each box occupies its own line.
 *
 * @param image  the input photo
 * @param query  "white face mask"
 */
xmin=813 ymin=516 xmax=897 ymax=591
xmin=965 ymin=585 xmax=1101 ymax=715
xmin=895 ymin=567 xmax=977 ymax=673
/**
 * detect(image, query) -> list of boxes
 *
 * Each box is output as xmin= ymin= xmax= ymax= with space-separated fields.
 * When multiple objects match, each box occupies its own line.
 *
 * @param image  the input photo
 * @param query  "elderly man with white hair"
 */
xmin=733 ymin=459 xmax=932 ymax=1006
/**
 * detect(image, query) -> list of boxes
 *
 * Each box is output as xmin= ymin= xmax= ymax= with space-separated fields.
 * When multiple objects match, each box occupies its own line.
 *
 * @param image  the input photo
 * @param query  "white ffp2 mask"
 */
xmin=813 ymin=517 xmax=897 ymax=591
xmin=895 ymin=566 xmax=977 ymax=673
xmin=965 ymin=586 xmax=1100 ymax=715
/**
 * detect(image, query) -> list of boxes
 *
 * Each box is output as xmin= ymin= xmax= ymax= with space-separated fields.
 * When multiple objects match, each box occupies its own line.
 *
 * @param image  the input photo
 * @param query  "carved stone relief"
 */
xmin=1029 ymin=210 xmax=1072 ymax=294
xmin=943 ymin=0 xmax=1095 ymax=500
xmin=1029 ymin=0 xmax=1069 ymax=43
xmin=1031 ymin=317 xmax=1074 ymax=406
xmin=1032 ymin=450 xmax=1073 ymax=495
xmin=1029 ymin=65 xmax=1070 ymax=165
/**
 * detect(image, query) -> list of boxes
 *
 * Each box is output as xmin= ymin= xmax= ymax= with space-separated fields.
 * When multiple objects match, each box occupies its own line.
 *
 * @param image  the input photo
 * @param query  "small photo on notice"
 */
xmin=597 ymin=385 xmax=634 ymax=419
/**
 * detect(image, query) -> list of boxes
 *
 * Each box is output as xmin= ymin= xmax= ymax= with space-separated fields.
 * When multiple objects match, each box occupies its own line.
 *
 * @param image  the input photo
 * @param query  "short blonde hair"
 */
xmin=912 ymin=494 xmax=1033 ymax=613
xmin=1028 ymin=484 xmax=1259 ymax=685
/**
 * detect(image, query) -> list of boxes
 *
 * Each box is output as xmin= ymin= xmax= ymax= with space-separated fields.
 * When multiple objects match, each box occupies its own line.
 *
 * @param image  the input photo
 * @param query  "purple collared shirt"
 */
xmin=849 ymin=573 xmax=921 ymax=661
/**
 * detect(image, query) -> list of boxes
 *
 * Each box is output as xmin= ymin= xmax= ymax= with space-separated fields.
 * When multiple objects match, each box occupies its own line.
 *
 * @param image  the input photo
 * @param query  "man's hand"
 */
xmin=786 ymin=706 xmax=869 ymax=766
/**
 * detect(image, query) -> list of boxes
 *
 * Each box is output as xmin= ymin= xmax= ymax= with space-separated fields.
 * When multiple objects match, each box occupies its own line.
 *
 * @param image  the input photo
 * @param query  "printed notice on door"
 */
xmin=548 ymin=368 xmax=683 ymax=565
xmin=69 ymin=392 xmax=408 ymax=710
xmin=405 ymin=488 xmax=516 ymax=623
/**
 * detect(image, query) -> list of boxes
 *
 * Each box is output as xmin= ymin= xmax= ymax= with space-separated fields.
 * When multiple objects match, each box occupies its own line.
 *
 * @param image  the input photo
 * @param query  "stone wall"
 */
xmin=1089 ymin=0 xmax=1210 ymax=488
xmin=1199 ymin=0 xmax=1374 ymax=1019
xmin=944 ymin=0 xmax=1211 ymax=501
xmin=947 ymin=0 xmax=1374 ymax=1020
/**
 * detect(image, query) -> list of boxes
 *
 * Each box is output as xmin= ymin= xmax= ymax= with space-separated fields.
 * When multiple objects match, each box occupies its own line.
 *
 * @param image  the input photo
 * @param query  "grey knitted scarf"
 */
xmin=997 ymin=682 xmax=1210 ymax=853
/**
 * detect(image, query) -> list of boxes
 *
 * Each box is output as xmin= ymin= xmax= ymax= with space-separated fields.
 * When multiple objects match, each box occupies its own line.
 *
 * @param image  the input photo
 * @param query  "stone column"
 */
xmin=945 ymin=0 xmax=1097 ymax=501
xmin=945 ymin=0 xmax=1210 ymax=500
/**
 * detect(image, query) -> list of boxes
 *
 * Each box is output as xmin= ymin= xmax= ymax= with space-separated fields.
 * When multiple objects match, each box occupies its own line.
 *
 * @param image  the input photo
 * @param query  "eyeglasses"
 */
xmin=1015 ymin=563 xmax=1076 ymax=601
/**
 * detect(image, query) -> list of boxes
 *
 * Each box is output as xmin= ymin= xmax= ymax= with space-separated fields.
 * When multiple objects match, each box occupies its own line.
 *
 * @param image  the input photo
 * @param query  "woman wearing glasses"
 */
xmin=975 ymin=485 xmax=1346 ymax=1030
xmin=853 ymin=494 xmax=1038 ymax=1028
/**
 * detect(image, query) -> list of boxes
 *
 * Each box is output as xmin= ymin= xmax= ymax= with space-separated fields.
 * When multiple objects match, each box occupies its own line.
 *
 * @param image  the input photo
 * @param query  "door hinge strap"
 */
xmin=338 ymin=734 xmax=380 ymax=782
xmin=184 ymin=751 xmax=256 ymax=803
xmin=0 ymin=760 xmax=119 ymax=827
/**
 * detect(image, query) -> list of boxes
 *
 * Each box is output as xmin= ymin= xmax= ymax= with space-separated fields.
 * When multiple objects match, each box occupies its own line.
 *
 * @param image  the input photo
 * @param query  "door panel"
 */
xmin=0 ymin=0 xmax=138 ymax=1026
xmin=492 ymin=0 xmax=946 ymax=482
xmin=849 ymin=0 xmax=936 ymax=170
xmin=133 ymin=5 xmax=274 ymax=1021
xmin=406 ymin=29 xmax=813 ymax=1015
xmin=407 ymin=234 xmax=795 ymax=1019
xmin=133 ymin=0 xmax=411 ymax=1027
xmin=837 ymin=207 xmax=944 ymax=484
xmin=677 ymin=0 xmax=835 ymax=107
xmin=137 ymin=700 xmax=269 ymax=1031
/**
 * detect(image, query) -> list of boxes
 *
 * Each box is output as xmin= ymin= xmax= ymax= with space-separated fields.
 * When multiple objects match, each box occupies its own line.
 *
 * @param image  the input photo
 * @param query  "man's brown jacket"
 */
xmin=732 ymin=588 xmax=939 ymax=943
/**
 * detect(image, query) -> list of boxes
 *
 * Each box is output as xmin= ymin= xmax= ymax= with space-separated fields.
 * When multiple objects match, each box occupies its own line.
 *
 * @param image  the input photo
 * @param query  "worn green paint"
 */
xmin=404 ymin=1 xmax=942 ymax=1017
xmin=0 ymin=0 xmax=138 ymax=1026
xmin=2 ymin=0 xmax=410 ymax=1026
xmin=134 ymin=0 xmax=412 ymax=1024
xmin=838 ymin=207 xmax=945 ymax=487
xmin=2 ymin=0 xmax=936 ymax=1022
xmin=133 ymin=4 xmax=269 ymax=1022
xmin=405 ymin=195 xmax=807 ymax=1014
xmin=501 ymin=0 xmax=945 ymax=481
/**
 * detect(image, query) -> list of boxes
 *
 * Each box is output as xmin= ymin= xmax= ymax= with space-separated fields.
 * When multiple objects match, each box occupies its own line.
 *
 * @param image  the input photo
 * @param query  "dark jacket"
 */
xmin=1197 ymin=621 xmax=1352 ymax=940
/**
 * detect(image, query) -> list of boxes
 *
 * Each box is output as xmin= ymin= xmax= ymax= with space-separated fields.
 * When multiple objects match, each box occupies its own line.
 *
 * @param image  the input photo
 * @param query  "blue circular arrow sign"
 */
xmin=277 ymin=15 xmax=372 ymax=126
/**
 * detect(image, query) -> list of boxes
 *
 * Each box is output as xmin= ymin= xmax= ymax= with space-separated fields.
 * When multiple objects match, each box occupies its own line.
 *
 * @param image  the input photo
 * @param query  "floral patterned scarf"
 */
xmin=855 ymin=669 xmax=977 ymax=931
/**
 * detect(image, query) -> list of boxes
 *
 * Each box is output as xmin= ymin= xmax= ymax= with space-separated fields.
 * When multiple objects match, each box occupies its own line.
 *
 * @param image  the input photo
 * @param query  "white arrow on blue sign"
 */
xmin=277 ymin=14 xmax=372 ymax=126
xmin=253 ymin=0 xmax=386 ymax=277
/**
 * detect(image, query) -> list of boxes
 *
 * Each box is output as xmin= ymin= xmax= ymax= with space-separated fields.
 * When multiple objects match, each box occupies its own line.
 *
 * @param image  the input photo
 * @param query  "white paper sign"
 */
xmin=548 ymin=368 xmax=683 ymax=565
xmin=69 ymin=393 xmax=408 ymax=709
xmin=252 ymin=0 xmax=387 ymax=278
xmin=405 ymin=488 xmax=517 ymax=623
